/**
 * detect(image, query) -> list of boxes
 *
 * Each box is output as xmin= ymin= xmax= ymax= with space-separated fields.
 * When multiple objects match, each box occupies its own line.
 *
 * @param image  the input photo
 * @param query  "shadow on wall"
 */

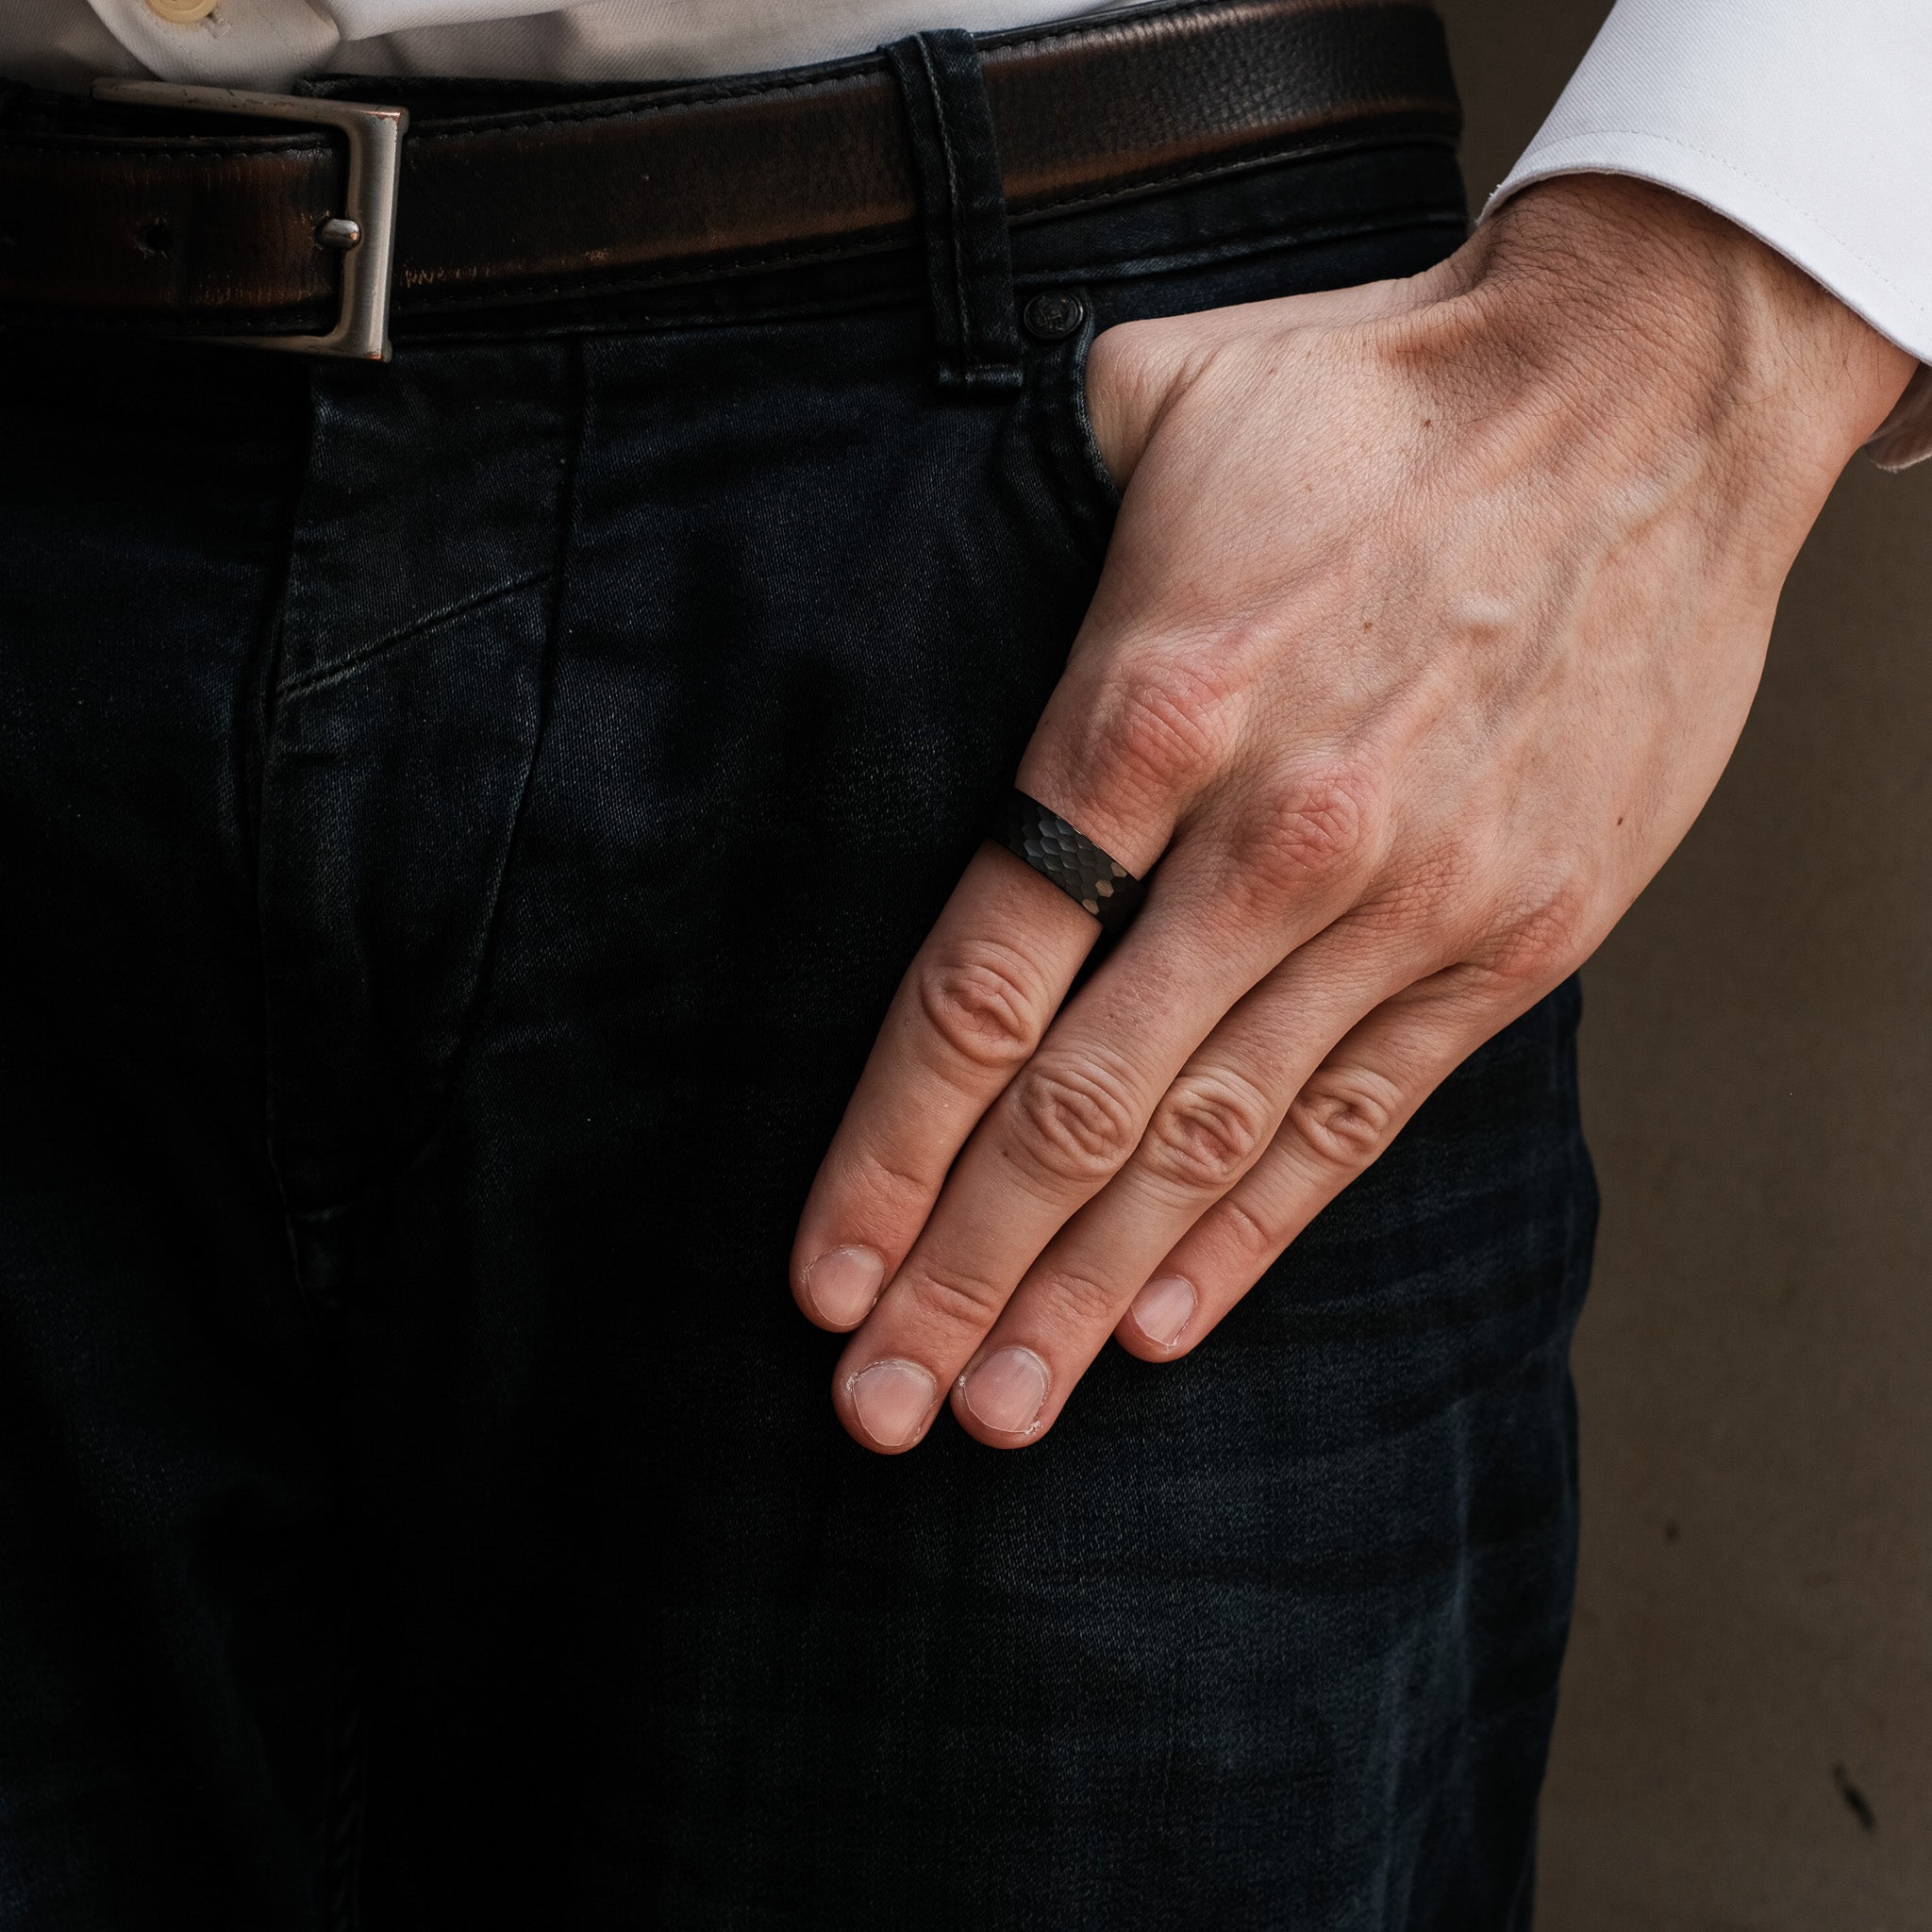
xmin=1438 ymin=2 xmax=1932 ymax=1926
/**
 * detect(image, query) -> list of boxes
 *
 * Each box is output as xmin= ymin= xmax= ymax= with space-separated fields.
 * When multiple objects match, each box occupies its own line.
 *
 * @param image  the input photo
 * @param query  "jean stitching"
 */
xmin=385 ymin=338 xmax=586 ymax=1195
xmin=276 ymin=564 xmax=552 ymax=701
xmin=915 ymin=37 xmax=977 ymax=375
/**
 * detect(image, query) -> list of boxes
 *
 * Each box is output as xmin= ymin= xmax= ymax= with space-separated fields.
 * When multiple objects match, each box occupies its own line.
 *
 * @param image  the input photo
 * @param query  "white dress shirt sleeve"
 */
xmin=1485 ymin=0 xmax=1932 ymax=470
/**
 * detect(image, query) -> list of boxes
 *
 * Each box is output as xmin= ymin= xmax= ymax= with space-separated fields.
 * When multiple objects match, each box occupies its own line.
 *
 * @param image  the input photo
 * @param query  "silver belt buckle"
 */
xmin=92 ymin=79 xmax=408 ymax=362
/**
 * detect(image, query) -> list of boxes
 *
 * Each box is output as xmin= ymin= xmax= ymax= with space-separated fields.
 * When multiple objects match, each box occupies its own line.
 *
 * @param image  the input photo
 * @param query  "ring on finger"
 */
xmin=991 ymin=787 xmax=1150 ymax=937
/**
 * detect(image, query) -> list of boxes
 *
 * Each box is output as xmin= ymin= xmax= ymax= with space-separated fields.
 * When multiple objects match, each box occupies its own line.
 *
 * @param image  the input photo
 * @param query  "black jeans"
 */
xmin=0 ymin=44 xmax=1595 ymax=1932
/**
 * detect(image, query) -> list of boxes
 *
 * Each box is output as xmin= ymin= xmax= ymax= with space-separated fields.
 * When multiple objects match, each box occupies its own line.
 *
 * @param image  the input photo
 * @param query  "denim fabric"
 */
xmin=0 ymin=71 xmax=1595 ymax=1932
xmin=883 ymin=31 xmax=1027 ymax=389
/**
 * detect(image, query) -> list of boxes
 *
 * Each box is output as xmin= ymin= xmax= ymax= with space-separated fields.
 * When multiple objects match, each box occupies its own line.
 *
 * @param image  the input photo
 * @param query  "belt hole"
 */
xmin=137 ymin=219 xmax=173 ymax=258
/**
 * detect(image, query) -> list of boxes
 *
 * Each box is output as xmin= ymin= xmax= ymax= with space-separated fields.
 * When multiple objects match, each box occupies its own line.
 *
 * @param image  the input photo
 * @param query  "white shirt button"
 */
xmin=146 ymin=0 xmax=219 ymax=22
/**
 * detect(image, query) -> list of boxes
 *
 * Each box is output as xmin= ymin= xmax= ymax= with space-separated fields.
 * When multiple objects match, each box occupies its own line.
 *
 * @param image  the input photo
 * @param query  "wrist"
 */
xmin=1405 ymin=176 xmax=1913 ymax=522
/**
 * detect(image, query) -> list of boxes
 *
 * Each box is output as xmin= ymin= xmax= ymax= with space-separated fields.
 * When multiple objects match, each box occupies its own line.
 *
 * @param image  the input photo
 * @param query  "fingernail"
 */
xmin=805 ymin=1246 xmax=884 ymax=1326
xmin=848 ymin=1359 xmax=935 ymax=1448
xmin=1129 ymin=1274 xmax=1196 ymax=1348
xmin=960 ymin=1346 xmax=1050 ymax=1436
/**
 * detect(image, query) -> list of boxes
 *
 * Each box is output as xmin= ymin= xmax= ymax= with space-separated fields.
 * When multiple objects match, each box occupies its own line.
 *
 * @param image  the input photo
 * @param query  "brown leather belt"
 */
xmin=0 ymin=0 xmax=1457 ymax=357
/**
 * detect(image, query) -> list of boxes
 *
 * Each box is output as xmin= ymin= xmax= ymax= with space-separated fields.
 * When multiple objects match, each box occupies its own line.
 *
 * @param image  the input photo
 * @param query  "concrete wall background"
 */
xmin=1436 ymin=4 xmax=1932 ymax=1925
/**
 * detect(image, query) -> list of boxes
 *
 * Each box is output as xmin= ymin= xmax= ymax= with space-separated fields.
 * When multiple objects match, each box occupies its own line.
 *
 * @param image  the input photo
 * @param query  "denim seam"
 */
xmin=1022 ymin=202 xmax=1464 ymax=291
xmin=916 ymin=36 xmax=975 ymax=375
xmin=275 ymin=564 xmax=553 ymax=700
xmin=1025 ymin=304 xmax=1119 ymax=556
xmin=1013 ymin=126 xmax=1457 ymax=222
xmin=386 ymin=339 xmax=585 ymax=1195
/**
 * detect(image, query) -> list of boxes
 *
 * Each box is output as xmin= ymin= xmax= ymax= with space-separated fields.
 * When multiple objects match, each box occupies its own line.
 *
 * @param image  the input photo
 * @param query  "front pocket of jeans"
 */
xmin=1067 ymin=313 xmax=1123 ymax=511
xmin=1023 ymin=295 xmax=1122 ymax=557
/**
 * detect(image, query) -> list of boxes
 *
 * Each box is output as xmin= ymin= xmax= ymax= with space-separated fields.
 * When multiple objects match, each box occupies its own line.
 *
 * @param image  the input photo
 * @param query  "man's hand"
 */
xmin=790 ymin=176 xmax=1914 ymax=1454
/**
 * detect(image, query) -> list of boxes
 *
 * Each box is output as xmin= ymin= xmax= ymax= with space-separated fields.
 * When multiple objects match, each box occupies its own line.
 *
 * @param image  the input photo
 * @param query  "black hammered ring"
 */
xmin=993 ymin=788 xmax=1148 ymax=938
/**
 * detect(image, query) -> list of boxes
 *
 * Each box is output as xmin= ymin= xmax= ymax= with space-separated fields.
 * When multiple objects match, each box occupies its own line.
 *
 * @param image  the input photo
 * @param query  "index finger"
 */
xmin=789 ymin=840 xmax=1096 ymax=1329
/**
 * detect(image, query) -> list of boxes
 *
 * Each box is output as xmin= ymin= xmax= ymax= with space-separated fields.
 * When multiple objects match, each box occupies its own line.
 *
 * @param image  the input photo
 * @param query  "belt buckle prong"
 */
xmin=91 ymin=79 xmax=407 ymax=362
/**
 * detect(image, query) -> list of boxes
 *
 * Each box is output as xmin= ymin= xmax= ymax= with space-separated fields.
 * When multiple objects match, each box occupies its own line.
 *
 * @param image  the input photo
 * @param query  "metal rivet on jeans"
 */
xmin=1023 ymin=292 xmax=1086 ymax=341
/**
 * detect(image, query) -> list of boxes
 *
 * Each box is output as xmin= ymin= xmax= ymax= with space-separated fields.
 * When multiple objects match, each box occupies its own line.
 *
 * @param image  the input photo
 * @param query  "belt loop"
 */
xmin=883 ymin=29 xmax=1024 ymax=391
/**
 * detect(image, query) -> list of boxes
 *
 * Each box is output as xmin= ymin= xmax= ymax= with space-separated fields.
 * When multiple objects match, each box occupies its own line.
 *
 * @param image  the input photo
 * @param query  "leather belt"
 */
xmin=0 ymin=0 xmax=1457 ymax=356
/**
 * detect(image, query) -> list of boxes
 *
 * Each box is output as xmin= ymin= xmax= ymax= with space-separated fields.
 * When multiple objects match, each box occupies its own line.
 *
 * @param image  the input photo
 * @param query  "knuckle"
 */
xmin=916 ymin=942 xmax=1045 ymax=1074
xmin=1141 ymin=1071 xmax=1271 ymax=1193
xmin=838 ymin=1143 xmax=931 ymax=1224
xmin=905 ymin=1259 xmax=1008 ymax=1336
xmin=1074 ymin=656 xmax=1237 ymax=807
xmin=1004 ymin=1053 xmax=1141 ymax=1190
xmin=1235 ymin=761 xmax=1382 ymax=904
xmin=1477 ymin=876 xmax=1594 ymax=992
xmin=1287 ymin=1062 xmax=1406 ymax=1173
xmin=1214 ymin=1191 xmax=1280 ymax=1264
xmin=1036 ymin=1265 xmax=1125 ymax=1328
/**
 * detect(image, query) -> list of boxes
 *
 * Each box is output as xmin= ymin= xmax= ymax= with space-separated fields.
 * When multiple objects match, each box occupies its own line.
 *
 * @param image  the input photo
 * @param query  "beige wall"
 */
xmin=1437 ymin=4 xmax=1932 ymax=1924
